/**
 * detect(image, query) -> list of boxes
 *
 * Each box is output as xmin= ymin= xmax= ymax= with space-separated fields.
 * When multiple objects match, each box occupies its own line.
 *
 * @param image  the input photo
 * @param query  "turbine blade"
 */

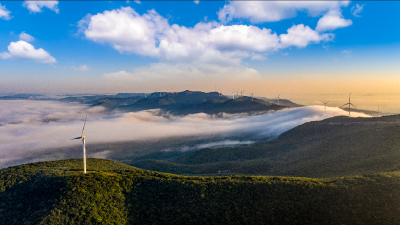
xmin=340 ymin=103 xmax=349 ymax=108
xmin=350 ymin=103 xmax=357 ymax=108
xmin=81 ymin=115 xmax=87 ymax=136
xmin=71 ymin=137 xmax=82 ymax=140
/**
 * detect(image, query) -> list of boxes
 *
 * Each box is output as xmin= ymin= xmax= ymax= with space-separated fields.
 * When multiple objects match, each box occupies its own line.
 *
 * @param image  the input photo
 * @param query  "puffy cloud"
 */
xmin=82 ymin=8 xmax=167 ymax=57
xmin=316 ymin=9 xmax=352 ymax=32
xmin=23 ymin=1 xmax=59 ymax=14
xmin=218 ymin=1 xmax=350 ymax=24
xmin=19 ymin=31 xmax=35 ymax=42
xmin=194 ymin=0 xmax=199 ymax=4
xmin=0 ymin=41 xmax=56 ymax=64
xmin=80 ymin=7 xmax=329 ymax=67
xmin=0 ymin=4 xmax=12 ymax=20
xmin=71 ymin=64 xmax=90 ymax=71
xmin=280 ymin=24 xmax=331 ymax=48
xmin=351 ymin=4 xmax=364 ymax=17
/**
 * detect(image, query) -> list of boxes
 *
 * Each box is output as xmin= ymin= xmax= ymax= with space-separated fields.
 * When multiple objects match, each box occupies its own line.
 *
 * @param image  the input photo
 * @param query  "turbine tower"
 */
xmin=232 ymin=91 xmax=235 ymax=99
xmin=322 ymin=101 xmax=329 ymax=110
xmin=251 ymin=93 xmax=254 ymax=101
xmin=276 ymin=94 xmax=281 ymax=106
xmin=340 ymin=93 xmax=356 ymax=117
xmin=71 ymin=115 xmax=87 ymax=174
xmin=378 ymin=106 xmax=380 ymax=117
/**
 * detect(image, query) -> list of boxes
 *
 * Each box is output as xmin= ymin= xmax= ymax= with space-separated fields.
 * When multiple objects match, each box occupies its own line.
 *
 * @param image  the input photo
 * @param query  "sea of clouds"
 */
xmin=0 ymin=100 xmax=369 ymax=168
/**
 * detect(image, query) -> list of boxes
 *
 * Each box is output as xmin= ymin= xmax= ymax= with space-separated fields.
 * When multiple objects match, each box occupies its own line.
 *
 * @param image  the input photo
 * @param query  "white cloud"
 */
xmin=194 ymin=0 xmax=199 ymax=4
xmin=19 ymin=31 xmax=35 ymax=42
xmin=0 ymin=4 xmax=12 ymax=20
xmin=79 ymin=7 xmax=329 ymax=68
xmin=280 ymin=24 xmax=331 ymax=48
xmin=342 ymin=50 xmax=351 ymax=54
xmin=351 ymin=4 xmax=364 ymax=17
xmin=217 ymin=1 xmax=350 ymax=24
xmin=0 ymin=100 xmax=370 ymax=168
xmin=316 ymin=9 xmax=352 ymax=32
xmin=102 ymin=62 xmax=261 ymax=83
xmin=134 ymin=0 xmax=141 ymax=4
xmin=103 ymin=70 xmax=142 ymax=81
xmin=0 ymin=41 xmax=56 ymax=64
xmin=71 ymin=64 xmax=90 ymax=71
xmin=23 ymin=1 xmax=59 ymax=14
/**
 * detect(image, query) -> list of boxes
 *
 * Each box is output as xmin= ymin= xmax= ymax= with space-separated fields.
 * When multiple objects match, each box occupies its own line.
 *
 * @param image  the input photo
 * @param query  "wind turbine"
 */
xmin=276 ymin=94 xmax=281 ymax=106
xmin=251 ymin=93 xmax=254 ymax=101
xmin=340 ymin=93 xmax=356 ymax=117
xmin=322 ymin=101 xmax=329 ymax=110
xmin=232 ymin=91 xmax=235 ymax=99
xmin=378 ymin=106 xmax=380 ymax=117
xmin=71 ymin=115 xmax=87 ymax=174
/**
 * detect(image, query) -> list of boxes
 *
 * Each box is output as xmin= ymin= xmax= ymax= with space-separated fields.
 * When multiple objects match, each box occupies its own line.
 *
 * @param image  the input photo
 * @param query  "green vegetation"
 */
xmin=128 ymin=114 xmax=400 ymax=178
xmin=2 ymin=158 xmax=400 ymax=224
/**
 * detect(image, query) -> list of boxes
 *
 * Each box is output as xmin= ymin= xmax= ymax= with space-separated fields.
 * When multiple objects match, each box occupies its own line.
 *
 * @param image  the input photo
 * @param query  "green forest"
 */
xmin=2 ymin=158 xmax=400 ymax=224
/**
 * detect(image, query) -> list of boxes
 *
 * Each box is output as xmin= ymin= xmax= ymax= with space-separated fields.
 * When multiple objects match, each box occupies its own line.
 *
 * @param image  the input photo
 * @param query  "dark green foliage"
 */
xmin=129 ymin=115 xmax=400 ymax=178
xmin=2 ymin=159 xmax=400 ymax=224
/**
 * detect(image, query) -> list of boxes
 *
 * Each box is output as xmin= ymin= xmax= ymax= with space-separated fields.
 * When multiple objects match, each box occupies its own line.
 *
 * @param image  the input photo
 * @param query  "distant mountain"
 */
xmin=339 ymin=107 xmax=392 ymax=117
xmin=2 ymin=158 xmax=400 ymax=224
xmin=114 ymin=90 xmax=287 ymax=115
xmin=257 ymin=97 xmax=303 ymax=107
xmin=0 ymin=93 xmax=47 ymax=100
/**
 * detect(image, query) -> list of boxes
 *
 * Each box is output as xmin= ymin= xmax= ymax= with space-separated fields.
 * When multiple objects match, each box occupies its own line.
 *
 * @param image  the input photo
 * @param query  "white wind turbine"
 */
xmin=322 ymin=101 xmax=329 ymax=110
xmin=276 ymin=94 xmax=281 ymax=105
xmin=71 ymin=115 xmax=87 ymax=174
xmin=340 ymin=93 xmax=356 ymax=117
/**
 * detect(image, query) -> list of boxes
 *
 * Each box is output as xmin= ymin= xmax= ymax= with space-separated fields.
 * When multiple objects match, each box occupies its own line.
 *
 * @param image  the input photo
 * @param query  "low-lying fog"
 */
xmin=0 ymin=100 xmax=370 ymax=168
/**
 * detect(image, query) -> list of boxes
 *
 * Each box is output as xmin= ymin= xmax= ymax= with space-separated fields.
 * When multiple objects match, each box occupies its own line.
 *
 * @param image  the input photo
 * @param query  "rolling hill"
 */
xmin=109 ymin=90 xmax=288 ymax=115
xmin=2 ymin=158 xmax=400 ymax=224
xmin=128 ymin=114 xmax=400 ymax=178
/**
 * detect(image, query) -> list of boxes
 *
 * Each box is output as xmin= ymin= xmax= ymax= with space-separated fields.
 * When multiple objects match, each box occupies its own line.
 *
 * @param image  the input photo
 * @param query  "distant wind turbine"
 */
xmin=276 ymin=94 xmax=281 ymax=106
xmin=340 ymin=93 xmax=356 ymax=117
xmin=232 ymin=91 xmax=235 ymax=99
xmin=322 ymin=101 xmax=329 ymax=110
xmin=251 ymin=93 xmax=254 ymax=101
xmin=378 ymin=106 xmax=380 ymax=117
xmin=71 ymin=115 xmax=87 ymax=174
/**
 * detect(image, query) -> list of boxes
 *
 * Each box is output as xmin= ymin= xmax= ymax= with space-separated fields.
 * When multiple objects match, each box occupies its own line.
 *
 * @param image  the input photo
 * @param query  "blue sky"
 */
xmin=0 ymin=1 xmax=399 ymax=95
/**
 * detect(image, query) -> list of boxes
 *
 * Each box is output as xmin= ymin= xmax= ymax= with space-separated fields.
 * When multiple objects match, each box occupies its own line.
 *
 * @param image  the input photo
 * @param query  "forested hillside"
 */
xmin=2 ymin=159 xmax=400 ymax=224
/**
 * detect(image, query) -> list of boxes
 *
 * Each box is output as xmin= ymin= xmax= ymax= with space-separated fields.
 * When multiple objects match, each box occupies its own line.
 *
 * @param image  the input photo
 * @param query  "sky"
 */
xmin=0 ymin=1 xmax=400 ymax=96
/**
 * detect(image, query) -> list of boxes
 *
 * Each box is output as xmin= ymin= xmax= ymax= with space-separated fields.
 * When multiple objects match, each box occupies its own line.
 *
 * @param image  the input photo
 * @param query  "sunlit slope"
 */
xmin=94 ymin=90 xmax=287 ymax=115
xmin=2 ymin=159 xmax=400 ymax=224
xmin=131 ymin=115 xmax=400 ymax=177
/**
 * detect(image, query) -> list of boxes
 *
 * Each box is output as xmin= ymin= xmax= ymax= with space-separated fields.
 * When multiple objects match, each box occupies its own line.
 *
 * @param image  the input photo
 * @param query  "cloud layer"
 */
xmin=0 ymin=100 xmax=369 ymax=168
xmin=80 ymin=7 xmax=332 ymax=67
xmin=217 ymin=1 xmax=350 ymax=24
xmin=0 ymin=3 xmax=12 ymax=20
xmin=23 ymin=1 xmax=59 ymax=14
xmin=0 ymin=41 xmax=56 ymax=64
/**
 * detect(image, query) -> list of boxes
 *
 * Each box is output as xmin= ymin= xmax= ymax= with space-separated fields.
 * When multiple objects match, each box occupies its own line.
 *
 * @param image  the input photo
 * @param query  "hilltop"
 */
xmin=2 ymin=158 xmax=400 ymax=224
xmin=128 ymin=114 xmax=400 ymax=178
xmin=92 ymin=90 xmax=288 ymax=115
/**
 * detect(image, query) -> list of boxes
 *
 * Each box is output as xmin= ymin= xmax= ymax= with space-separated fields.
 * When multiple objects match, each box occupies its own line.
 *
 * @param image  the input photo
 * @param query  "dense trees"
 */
xmin=2 ymin=159 xmax=400 ymax=224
